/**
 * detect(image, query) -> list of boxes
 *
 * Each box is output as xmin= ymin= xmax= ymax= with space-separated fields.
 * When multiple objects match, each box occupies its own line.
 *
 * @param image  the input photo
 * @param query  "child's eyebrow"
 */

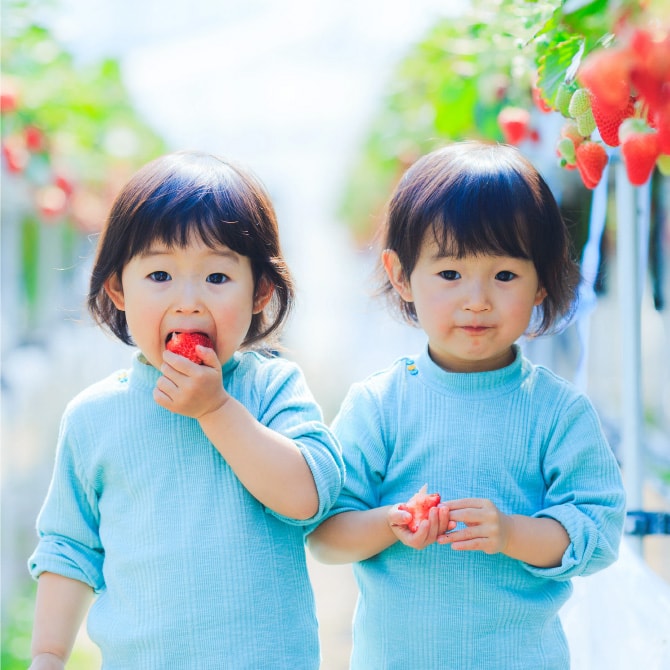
xmin=139 ymin=246 xmax=241 ymax=263
xmin=430 ymin=250 xmax=457 ymax=261
xmin=207 ymin=249 xmax=241 ymax=263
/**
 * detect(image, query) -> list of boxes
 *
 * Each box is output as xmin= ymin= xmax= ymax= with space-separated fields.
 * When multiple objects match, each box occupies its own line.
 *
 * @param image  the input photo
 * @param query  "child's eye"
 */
xmin=495 ymin=271 xmax=516 ymax=282
xmin=149 ymin=271 xmax=170 ymax=282
xmin=206 ymin=273 xmax=228 ymax=284
xmin=439 ymin=270 xmax=460 ymax=281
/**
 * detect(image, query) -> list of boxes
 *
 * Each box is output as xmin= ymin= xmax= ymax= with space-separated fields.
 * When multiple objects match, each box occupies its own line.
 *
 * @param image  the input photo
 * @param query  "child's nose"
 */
xmin=174 ymin=281 xmax=203 ymax=312
xmin=464 ymin=282 xmax=491 ymax=312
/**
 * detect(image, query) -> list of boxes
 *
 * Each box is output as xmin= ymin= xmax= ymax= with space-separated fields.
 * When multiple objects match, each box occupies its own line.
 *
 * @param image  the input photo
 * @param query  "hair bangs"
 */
xmin=126 ymin=180 xmax=260 ymax=261
xmin=430 ymin=169 xmax=535 ymax=260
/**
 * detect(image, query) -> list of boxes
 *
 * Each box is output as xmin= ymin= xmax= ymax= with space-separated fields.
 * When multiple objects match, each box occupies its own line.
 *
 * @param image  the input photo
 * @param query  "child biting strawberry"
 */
xmin=28 ymin=151 xmax=344 ymax=670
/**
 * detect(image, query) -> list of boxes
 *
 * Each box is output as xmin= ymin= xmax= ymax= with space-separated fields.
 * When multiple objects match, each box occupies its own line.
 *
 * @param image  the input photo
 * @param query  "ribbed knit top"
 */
xmin=29 ymin=350 xmax=344 ymax=669
xmin=327 ymin=344 xmax=625 ymax=670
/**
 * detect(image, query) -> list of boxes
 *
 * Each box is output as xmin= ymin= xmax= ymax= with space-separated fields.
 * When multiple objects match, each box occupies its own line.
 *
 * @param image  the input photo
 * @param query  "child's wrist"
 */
xmin=195 ymin=390 xmax=231 ymax=420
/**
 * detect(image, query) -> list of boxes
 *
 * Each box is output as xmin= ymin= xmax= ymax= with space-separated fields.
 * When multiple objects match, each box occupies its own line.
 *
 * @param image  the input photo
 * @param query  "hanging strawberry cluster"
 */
xmin=553 ymin=24 xmax=670 ymax=189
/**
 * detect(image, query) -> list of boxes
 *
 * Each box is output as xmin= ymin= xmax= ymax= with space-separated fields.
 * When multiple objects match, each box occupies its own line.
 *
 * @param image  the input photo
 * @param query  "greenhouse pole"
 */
xmin=615 ymin=159 xmax=644 ymax=555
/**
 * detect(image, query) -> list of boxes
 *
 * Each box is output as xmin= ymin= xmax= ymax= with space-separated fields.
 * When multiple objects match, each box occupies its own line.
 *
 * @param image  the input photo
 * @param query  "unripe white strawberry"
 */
xmin=576 ymin=108 xmax=596 ymax=136
xmin=555 ymin=81 xmax=577 ymax=117
xmin=557 ymin=137 xmax=576 ymax=163
xmin=568 ymin=88 xmax=592 ymax=117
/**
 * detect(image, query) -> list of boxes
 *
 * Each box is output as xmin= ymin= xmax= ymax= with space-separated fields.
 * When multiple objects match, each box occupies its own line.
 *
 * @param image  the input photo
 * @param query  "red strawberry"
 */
xmin=497 ymin=107 xmax=531 ymax=145
xmin=54 ymin=173 xmax=75 ymax=197
xmin=575 ymin=141 xmax=608 ymax=190
xmin=36 ymin=184 xmax=68 ymax=220
xmin=590 ymin=94 xmax=635 ymax=147
xmin=629 ymin=29 xmax=670 ymax=114
xmin=532 ymin=85 xmax=552 ymax=113
xmin=650 ymin=106 xmax=670 ymax=155
xmin=1 ymin=136 xmax=29 ymax=173
xmin=398 ymin=484 xmax=441 ymax=533
xmin=166 ymin=332 xmax=214 ymax=364
xmin=24 ymin=125 xmax=46 ymax=152
xmin=619 ymin=119 xmax=660 ymax=186
xmin=577 ymin=47 xmax=631 ymax=112
xmin=0 ymin=76 xmax=19 ymax=113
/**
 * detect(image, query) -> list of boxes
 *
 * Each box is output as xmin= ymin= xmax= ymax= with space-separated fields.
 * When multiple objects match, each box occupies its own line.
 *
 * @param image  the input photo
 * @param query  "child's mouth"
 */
xmin=165 ymin=331 xmax=210 ymax=344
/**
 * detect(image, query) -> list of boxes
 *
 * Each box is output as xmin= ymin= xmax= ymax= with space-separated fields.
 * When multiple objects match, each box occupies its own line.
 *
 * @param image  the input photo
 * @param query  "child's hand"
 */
xmin=437 ymin=498 xmax=511 ymax=554
xmin=388 ymin=503 xmax=453 ymax=550
xmin=154 ymin=346 xmax=228 ymax=419
xmin=29 ymin=653 xmax=66 ymax=670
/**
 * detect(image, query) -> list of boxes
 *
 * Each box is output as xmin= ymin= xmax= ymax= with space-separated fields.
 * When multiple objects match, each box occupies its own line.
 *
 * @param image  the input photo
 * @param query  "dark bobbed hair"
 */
xmin=379 ymin=141 xmax=581 ymax=335
xmin=88 ymin=150 xmax=295 ymax=348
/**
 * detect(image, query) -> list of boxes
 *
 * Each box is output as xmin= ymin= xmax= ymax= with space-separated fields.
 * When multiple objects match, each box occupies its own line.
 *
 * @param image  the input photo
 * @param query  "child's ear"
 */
xmin=382 ymin=249 xmax=413 ymax=302
xmin=534 ymin=286 xmax=548 ymax=306
xmin=103 ymin=274 xmax=126 ymax=311
xmin=253 ymin=277 xmax=274 ymax=314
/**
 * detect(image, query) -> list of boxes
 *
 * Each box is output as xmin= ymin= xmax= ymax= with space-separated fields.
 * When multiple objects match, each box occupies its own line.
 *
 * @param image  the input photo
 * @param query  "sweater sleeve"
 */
xmin=321 ymin=382 xmax=389 ymax=515
xmin=28 ymin=408 xmax=105 ymax=592
xmin=257 ymin=359 xmax=345 ymax=526
xmin=524 ymin=393 xmax=626 ymax=581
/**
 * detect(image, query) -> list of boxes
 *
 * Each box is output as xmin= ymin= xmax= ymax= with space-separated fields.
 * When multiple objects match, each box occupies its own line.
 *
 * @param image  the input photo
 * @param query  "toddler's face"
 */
xmin=104 ymin=236 xmax=266 ymax=369
xmin=384 ymin=235 xmax=546 ymax=372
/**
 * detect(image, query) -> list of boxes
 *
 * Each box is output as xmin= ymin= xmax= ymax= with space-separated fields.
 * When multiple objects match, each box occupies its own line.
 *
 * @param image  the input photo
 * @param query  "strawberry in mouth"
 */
xmin=165 ymin=332 xmax=214 ymax=364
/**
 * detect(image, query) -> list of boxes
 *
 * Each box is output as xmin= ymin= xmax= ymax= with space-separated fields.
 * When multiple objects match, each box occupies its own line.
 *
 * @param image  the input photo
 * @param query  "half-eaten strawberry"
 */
xmin=166 ymin=332 xmax=213 ymax=364
xmin=398 ymin=484 xmax=441 ymax=532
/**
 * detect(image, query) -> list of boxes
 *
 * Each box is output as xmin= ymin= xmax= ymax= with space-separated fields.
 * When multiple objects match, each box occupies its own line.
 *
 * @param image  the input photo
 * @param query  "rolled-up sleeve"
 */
xmin=524 ymin=395 xmax=626 ymax=580
xmin=28 ymin=412 xmax=105 ymax=592
xmin=259 ymin=361 xmax=345 ymax=526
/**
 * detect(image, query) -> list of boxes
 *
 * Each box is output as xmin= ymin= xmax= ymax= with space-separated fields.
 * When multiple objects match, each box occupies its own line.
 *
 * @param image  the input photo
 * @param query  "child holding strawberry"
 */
xmin=307 ymin=141 xmax=626 ymax=669
xmin=28 ymin=151 xmax=344 ymax=670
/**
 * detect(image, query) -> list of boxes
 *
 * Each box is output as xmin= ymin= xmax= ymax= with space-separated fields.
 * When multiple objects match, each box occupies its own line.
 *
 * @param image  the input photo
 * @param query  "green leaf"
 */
xmin=536 ymin=33 xmax=584 ymax=105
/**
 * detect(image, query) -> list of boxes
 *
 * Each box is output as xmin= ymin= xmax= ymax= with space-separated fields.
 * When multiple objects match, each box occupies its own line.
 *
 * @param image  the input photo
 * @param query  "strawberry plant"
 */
xmin=340 ymin=0 xmax=670 ymax=239
xmin=534 ymin=1 xmax=669 ymax=188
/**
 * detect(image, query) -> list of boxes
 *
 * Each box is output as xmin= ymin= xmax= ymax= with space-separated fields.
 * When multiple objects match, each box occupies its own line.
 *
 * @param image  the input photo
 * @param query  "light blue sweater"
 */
xmin=325 ymin=345 xmax=626 ymax=670
xmin=29 ymin=350 xmax=344 ymax=669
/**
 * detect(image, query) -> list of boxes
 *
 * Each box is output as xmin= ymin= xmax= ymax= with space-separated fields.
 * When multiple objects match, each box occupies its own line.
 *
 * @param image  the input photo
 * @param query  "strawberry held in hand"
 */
xmin=398 ymin=484 xmax=441 ymax=532
xmin=166 ymin=332 xmax=214 ymax=364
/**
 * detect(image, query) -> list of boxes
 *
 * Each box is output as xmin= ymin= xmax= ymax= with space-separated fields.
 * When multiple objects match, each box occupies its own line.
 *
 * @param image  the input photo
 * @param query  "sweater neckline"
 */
xmin=413 ymin=344 xmax=529 ymax=397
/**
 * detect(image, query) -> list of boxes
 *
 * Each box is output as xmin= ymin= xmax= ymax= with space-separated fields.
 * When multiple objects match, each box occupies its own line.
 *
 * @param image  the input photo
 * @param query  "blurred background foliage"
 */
xmin=1 ymin=0 xmax=166 ymax=343
xmin=2 ymin=1 xmax=165 ymax=666
xmin=339 ymin=0 xmax=668 ymax=243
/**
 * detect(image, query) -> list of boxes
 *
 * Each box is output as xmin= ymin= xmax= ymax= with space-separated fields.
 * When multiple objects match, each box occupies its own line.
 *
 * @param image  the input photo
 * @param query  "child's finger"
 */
xmin=443 ymin=498 xmax=486 ymax=511
xmin=197 ymin=345 xmax=220 ymax=369
xmin=436 ymin=505 xmax=452 ymax=535
xmin=405 ymin=519 xmax=434 ymax=548
xmin=437 ymin=528 xmax=480 ymax=548
xmin=388 ymin=504 xmax=413 ymax=527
